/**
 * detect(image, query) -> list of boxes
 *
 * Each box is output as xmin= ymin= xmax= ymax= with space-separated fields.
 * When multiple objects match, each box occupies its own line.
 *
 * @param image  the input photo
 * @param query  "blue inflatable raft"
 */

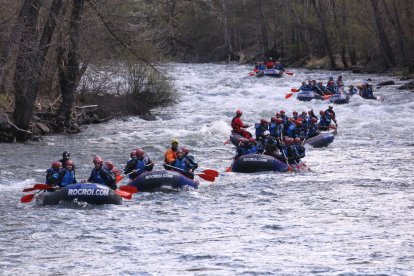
xmin=304 ymin=132 xmax=335 ymax=148
xmin=38 ymin=183 xmax=122 ymax=205
xmin=127 ymin=170 xmax=199 ymax=192
xmin=230 ymin=154 xmax=289 ymax=173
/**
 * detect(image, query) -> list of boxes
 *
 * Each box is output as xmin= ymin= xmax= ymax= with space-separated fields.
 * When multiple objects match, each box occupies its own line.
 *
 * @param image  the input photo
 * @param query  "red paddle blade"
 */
xmin=114 ymin=190 xmax=133 ymax=200
xmin=285 ymin=71 xmax=294 ymax=75
xmin=20 ymin=193 xmax=36 ymax=203
xmin=23 ymin=184 xmax=54 ymax=192
xmin=119 ymin=186 xmax=138 ymax=193
xmin=291 ymin=88 xmax=299 ymax=92
xmin=197 ymin=174 xmax=215 ymax=182
xmin=202 ymin=169 xmax=219 ymax=177
xmin=115 ymin=175 xmax=124 ymax=184
xmin=285 ymin=93 xmax=293 ymax=99
xmin=323 ymin=95 xmax=332 ymax=100
xmin=248 ymin=72 xmax=255 ymax=76
xmin=225 ymin=167 xmax=232 ymax=172
xmin=223 ymin=139 xmax=231 ymax=145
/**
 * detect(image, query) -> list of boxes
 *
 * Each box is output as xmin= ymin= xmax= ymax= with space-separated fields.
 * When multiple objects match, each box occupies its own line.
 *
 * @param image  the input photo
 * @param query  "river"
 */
xmin=0 ymin=63 xmax=413 ymax=275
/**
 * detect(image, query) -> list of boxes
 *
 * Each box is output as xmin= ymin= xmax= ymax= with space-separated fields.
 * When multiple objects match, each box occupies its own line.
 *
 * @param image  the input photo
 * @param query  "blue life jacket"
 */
xmin=46 ymin=168 xmax=60 ymax=185
xmin=88 ymin=168 xmax=105 ymax=184
xmin=59 ymin=169 xmax=76 ymax=187
xmin=318 ymin=116 xmax=331 ymax=128
xmin=255 ymin=123 xmax=268 ymax=139
xmin=185 ymin=155 xmax=198 ymax=170
xmin=307 ymin=124 xmax=319 ymax=138
xmin=285 ymin=123 xmax=297 ymax=138
xmin=133 ymin=159 xmax=146 ymax=175
xmin=173 ymin=158 xmax=192 ymax=172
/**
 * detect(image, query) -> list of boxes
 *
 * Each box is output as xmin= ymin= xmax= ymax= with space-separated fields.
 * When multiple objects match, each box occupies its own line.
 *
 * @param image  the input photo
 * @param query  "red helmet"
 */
xmin=280 ymin=110 xmax=285 ymax=114
xmin=271 ymin=117 xmax=277 ymax=122
xmin=249 ymin=137 xmax=256 ymax=143
xmin=276 ymin=118 xmax=283 ymax=124
xmin=93 ymin=156 xmax=103 ymax=165
xmin=260 ymin=119 xmax=268 ymax=125
xmin=295 ymin=120 xmax=302 ymax=125
xmin=66 ymin=160 xmax=74 ymax=166
xmin=181 ymin=147 xmax=189 ymax=154
xmin=236 ymin=109 xmax=242 ymax=116
xmin=52 ymin=161 xmax=62 ymax=169
xmin=104 ymin=161 xmax=114 ymax=170
xmin=275 ymin=112 xmax=281 ymax=117
xmin=294 ymin=137 xmax=301 ymax=143
xmin=130 ymin=151 xmax=136 ymax=157
xmin=320 ymin=110 xmax=325 ymax=115
xmin=293 ymin=111 xmax=298 ymax=116
xmin=288 ymin=118 xmax=295 ymax=123
xmin=176 ymin=149 xmax=184 ymax=155
xmin=311 ymin=117 xmax=318 ymax=123
xmin=135 ymin=148 xmax=145 ymax=157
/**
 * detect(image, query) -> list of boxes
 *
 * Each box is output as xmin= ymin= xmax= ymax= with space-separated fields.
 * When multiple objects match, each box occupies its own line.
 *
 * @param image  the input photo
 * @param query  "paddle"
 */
xmin=201 ymin=169 xmax=219 ymax=177
xmin=119 ymin=186 xmax=138 ymax=193
xmin=197 ymin=173 xmax=216 ymax=182
xmin=225 ymin=166 xmax=232 ymax=172
xmin=285 ymin=88 xmax=299 ymax=99
xmin=285 ymin=71 xmax=294 ymax=76
xmin=23 ymin=184 xmax=54 ymax=192
xmin=114 ymin=190 xmax=133 ymax=200
xmin=223 ymin=139 xmax=231 ymax=145
xmin=20 ymin=192 xmax=39 ymax=203
xmin=164 ymin=163 xmax=216 ymax=182
xmin=114 ymin=171 xmax=136 ymax=184
xmin=248 ymin=72 xmax=255 ymax=76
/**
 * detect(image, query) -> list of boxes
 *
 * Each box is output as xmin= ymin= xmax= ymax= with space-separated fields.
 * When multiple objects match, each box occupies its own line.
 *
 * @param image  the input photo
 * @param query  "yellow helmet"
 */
xmin=171 ymin=138 xmax=179 ymax=144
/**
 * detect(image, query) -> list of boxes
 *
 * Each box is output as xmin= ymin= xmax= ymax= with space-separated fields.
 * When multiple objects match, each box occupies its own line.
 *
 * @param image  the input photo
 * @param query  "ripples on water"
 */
xmin=0 ymin=64 xmax=413 ymax=275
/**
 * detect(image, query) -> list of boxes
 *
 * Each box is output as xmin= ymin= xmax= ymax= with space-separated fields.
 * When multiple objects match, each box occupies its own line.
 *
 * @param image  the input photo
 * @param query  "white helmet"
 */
xmin=263 ymin=130 xmax=270 ymax=136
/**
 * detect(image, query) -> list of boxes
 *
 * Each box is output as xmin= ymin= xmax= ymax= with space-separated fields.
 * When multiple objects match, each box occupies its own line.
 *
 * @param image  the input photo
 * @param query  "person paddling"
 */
xmin=231 ymin=110 xmax=252 ymax=138
xmin=164 ymin=138 xmax=179 ymax=166
xmin=54 ymin=160 xmax=77 ymax=188
xmin=87 ymin=157 xmax=117 ymax=190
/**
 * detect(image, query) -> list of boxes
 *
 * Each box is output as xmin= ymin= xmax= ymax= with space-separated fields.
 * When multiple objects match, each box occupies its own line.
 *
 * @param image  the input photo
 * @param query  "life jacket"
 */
xmin=285 ymin=123 xmax=297 ymax=138
xmin=184 ymin=155 xmax=198 ymax=170
xmin=133 ymin=159 xmax=146 ymax=175
xmin=164 ymin=148 xmax=178 ymax=164
xmin=173 ymin=158 xmax=192 ymax=172
xmin=46 ymin=168 xmax=60 ymax=185
xmin=318 ymin=116 xmax=331 ymax=127
xmin=58 ymin=169 xmax=76 ymax=187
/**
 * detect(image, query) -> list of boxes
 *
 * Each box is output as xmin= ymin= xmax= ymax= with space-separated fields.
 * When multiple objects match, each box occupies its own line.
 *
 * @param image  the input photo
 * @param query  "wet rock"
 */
xmin=140 ymin=113 xmax=157 ymax=121
xmin=35 ymin=122 xmax=50 ymax=134
xmin=352 ymin=69 xmax=362 ymax=74
xmin=378 ymin=80 xmax=395 ymax=86
xmin=398 ymin=81 xmax=414 ymax=91
xmin=400 ymin=76 xmax=413 ymax=81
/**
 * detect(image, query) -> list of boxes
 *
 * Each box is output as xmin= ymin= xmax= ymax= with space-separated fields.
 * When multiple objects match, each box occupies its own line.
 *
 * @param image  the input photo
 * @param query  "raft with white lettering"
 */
xmin=230 ymin=154 xmax=289 ymax=173
xmin=127 ymin=170 xmax=199 ymax=192
xmin=304 ymin=132 xmax=335 ymax=148
xmin=38 ymin=183 xmax=122 ymax=205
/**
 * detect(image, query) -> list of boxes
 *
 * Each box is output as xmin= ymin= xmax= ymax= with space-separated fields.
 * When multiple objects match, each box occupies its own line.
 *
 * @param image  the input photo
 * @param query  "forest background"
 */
xmin=0 ymin=0 xmax=413 ymax=142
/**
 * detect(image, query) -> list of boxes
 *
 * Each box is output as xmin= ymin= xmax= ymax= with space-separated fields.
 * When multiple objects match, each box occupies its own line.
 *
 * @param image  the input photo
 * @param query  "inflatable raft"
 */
xmin=127 ymin=170 xmax=199 ymax=192
xmin=296 ymin=91 xmax=316 ymax=101
xmin=329 ymin=93 xmax=350 ymax=104
xmin=304 ymin=132 xmax=335 ymax=148
xmin=256 ymin=69 xmax=283 ymax=78
xmin=229 ymin=131 xmax=245 ymax=146
xmin=37 ymin=183 xmax=122 ymax=205
xmin=230 ymin=154 xmax=289 ymax=173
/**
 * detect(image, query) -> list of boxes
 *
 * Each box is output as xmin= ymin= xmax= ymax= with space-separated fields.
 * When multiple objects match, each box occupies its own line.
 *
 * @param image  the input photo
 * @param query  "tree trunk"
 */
xmin=218 ymin=0 xmax=234 ymax=60
xmin=257 ymin=0 xmax=269 ymax=57
xmin=57 ymin=0 xmax=85 ymax=122
xmin=383 ymin=0 xmax=409 ymax=68
xmin=370 ymin=0 xmax=396 ymax=68
xmin=311 ymin=0 xmax=337 ymax=69
xmin=332 ymin=0 xmax=347 ymax=68
xmin=341 ymin=0 xmax=356 ymax=66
